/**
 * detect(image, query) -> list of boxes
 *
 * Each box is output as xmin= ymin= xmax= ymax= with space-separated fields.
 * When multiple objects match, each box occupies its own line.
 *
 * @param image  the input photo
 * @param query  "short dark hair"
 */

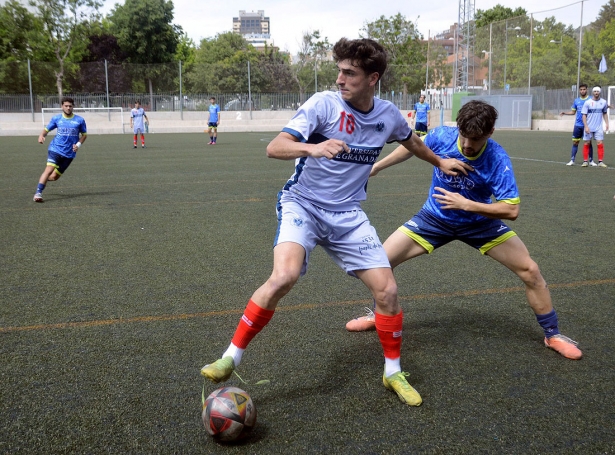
xmin=332 ymin=38 xmax=387 ymax=81
xmin=579 ymin=83 xmax=588 ymax=89
xmin=457 ymin=100 xmax=498 ymax=137
xmin=61 ymin=97 xmax=74 ymax=105
xmin=135 ymin=100 xmax=141 ymax=104
xmin=210 ymin=97 xmax=216 ymax=101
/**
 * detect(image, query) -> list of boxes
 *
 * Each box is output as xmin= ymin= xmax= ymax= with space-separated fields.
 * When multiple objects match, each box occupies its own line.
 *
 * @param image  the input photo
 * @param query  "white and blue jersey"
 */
xmin=280 ymin=91 xmax=412 ymax=212
xmin=131 ymin=107 xmax=147 ymax=133
xmin=422 ymin=126 xmax=520 ymax=225
xmin=208 ymin=104 xmax=220 ymax=123
xmin=44 ymin=114 xmax=87 ymax=159
xmin=581 ymin=97 xmax=607 ymax=132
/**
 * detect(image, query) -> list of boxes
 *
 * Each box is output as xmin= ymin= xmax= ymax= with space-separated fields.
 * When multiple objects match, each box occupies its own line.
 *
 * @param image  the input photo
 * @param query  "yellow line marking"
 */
xmin=1 ymin=279 xmax=613 ymax=333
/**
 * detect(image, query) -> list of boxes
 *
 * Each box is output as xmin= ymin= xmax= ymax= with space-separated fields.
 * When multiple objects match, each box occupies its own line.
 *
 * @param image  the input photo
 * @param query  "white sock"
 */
xmin=384 ymin=357 xmax=401 ymax=377
xmin=223 ymin=343 xmax=244 ymax=367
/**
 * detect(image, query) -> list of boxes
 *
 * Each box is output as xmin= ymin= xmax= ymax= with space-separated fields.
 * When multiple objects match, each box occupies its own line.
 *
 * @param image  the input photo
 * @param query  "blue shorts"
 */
xmin=399 ymin=209 xmax=517 ymax=255
xmin=208 ymin=122 xmax=218 ymax=129
xmin=415 ymin=122 xmax=428 ymax=135
xmin=47 ymin=150 xmax=73 ymax=175
xmin=572 ymin=125 xmax=584 ymax=140
xmin=275 ymin=192 xmax=390 ymax=277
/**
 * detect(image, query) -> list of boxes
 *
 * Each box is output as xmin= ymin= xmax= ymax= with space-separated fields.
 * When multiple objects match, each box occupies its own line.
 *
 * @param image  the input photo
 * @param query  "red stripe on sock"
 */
xmin=375 ymin=311 xmax=403 ymax=360
xmin=231 ymin=299 xmax=275 ymax=349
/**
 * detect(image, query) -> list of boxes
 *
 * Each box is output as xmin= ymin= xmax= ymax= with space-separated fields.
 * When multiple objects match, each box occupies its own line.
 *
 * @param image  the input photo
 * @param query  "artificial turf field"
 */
xmin=1 ymin=130 xmax=614 ymax=454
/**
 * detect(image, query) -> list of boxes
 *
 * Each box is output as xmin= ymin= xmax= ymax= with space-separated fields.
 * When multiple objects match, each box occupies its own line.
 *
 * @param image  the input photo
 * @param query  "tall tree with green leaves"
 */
xmin=109 ymin=0 xmax=181 ymax=100
xmin=291 ymin=30 xmax=333 ymax=99
xmin=360 ymin=13 xmax=424 ymax=105
xmin=29 ymin=0 xmax=102 ymax=100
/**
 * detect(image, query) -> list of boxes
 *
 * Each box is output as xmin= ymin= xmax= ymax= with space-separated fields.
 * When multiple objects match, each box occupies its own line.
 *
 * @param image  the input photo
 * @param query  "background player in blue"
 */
xmin=130 ymin=100 xmax=148 ymax=148
xmin=200 ymin=38 xmax=471 ymax=407
xmin=560 ymin=84 xmax=594 ymax=166
xmin=346 ymin=100 xmax=582 ymax=368
xmin=412 ymin=94 xmax=430 ymax=137
xmin=581 ymin=86 xmax=609 ymax=167
xmin=206 ymin=97 xmax=220 ymax=145
xmin=33 ymin=97 xmax=87 ymax=203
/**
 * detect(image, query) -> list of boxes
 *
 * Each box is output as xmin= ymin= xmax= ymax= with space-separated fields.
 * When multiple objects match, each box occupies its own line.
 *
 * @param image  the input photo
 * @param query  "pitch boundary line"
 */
xmin=1 ymin=278 xmax=613 ymax=334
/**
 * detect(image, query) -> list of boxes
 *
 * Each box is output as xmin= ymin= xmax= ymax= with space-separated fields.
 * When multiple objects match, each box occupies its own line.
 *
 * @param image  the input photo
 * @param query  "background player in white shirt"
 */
xmin=581 ymin=87 xmax=609 ymax=167
xmin=201 ymin=37 xmax=472 ymax=407
xmin=130 ymin=100 xmax=148 ymax=149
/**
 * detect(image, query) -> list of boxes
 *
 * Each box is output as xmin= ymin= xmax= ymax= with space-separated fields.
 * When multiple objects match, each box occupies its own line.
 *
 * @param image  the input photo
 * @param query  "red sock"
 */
xmin=583 ymin=143 xmax=590 ymax=161
xmin=375 ymin=311 xmax=403 ymax=359
xmin=231 ymin=300 xmax=275 ymax=349
xmin=133 ymin=134 xmax=137 ymax=145
xmin=598 ymin=143 xmax=604 ymax=161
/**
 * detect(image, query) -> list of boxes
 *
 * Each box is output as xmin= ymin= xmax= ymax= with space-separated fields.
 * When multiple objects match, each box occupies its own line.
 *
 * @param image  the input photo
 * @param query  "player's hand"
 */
xmin=309 ymin=139 xmax=348 ymax=160
xmin=438 ymin=158 xmax=473 ymax=176
xmin=38 ymin=134 xmax=46 ymax=144
xmin=432 ymin=187 xmax=469 ymax=211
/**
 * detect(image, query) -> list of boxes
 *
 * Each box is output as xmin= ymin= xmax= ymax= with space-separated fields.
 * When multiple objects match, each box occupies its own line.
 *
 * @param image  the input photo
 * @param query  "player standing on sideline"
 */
xmin=560 ymin=84 xmax=594 ymax=166
xmin=346 ymin=100 xmax=582 ymax=362
xmin=130 ymin=100 xmax=148 ymax=149
xmin=581 ymin=86 xmax=609 ymax=167
xmin=33 ymin=97 xmax=87 ymax=203
xmin=207 ymin=97 xmax=221 ymax=145
xmin=200 ymin=38 xmax=472 ymax=407
xmin=412 ymin=94 xmax=430 ymax=137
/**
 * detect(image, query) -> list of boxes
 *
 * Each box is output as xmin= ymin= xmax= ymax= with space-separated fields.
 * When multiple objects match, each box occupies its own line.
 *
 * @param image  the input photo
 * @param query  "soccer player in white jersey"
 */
xmin=201 ymin=38 xmax=472 ymax=407
xmin=33 ymin=97 xmax=87 ymax=203
xmin=130 ymin=100 xmax=149 ymax=148
xmin=581 ymin=86 xmax=609 ymax=167
xmin=346 ymin=101 xmax=582 ymax=367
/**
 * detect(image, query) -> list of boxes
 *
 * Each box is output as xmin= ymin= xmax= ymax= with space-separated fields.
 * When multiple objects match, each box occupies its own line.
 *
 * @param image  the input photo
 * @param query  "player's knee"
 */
xmin=48 ymin=172 xmax=60 ymax=181
xmin=267 ymin=270 xmax=300 ymax=296
xmin=518 ymin=261 xmax=545 ymax=287
xmin=372 ymin=279 xmax=398 ymax=306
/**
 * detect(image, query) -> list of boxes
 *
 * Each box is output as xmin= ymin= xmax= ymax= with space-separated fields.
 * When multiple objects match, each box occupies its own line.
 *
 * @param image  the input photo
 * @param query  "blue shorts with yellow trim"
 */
xmin=399 ymin=209 xmax=517 ymax=255
xmin=47 ymin=150 xmax=74 ymax=175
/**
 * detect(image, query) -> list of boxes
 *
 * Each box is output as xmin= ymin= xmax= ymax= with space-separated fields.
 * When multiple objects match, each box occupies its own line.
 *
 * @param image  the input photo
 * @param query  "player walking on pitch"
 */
xmin=33 ymin=97 xmax=87 ymax=203
xmin=130 ymin=100 xmax=148 ymax=148
xmin=207 ymin=97 xmax=221 ymax=145
xmin=346 ymin=100 xmax=582 ymax=364
xmin=581 ymin=86 xmax=609 ymax=167
xmin=412 ymin=94 xmax=430 ymax=137
xmin=560 ymin=84 xmax=594 ymax=166
xmin=201 ymin=38 xmax=472 ymax=406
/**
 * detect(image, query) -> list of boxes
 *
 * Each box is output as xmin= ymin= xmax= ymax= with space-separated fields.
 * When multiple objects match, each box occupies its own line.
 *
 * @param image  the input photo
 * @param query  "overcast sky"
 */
xmin=100 ymin=0 xmax=603 ymax=55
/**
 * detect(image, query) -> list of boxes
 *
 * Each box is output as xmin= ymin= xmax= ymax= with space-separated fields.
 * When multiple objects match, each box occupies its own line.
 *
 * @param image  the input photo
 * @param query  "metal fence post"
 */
xmin=105 ymin=59 xmax=110 ymax=120
xmin=28 ymin=59 xmax=34 ymax=122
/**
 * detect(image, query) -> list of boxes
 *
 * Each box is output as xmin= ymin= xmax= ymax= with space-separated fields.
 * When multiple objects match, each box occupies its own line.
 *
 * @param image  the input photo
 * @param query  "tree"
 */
xmin=291 ymin=30 xmax=332 ymax=99
xmin=108 ymin=0 xmax=181 ymax=100
xmin=29 ymin=0 xmax=102 ymax=100
xmin=361 ymin=13 xmax=425 ymax=105
xmin=426 ymin=42 xmax=452 ymax=90
xmin=475 ymin=4 xmax=527 ymax=29
xmin=591 ymin=0 xmax=615 ymax=30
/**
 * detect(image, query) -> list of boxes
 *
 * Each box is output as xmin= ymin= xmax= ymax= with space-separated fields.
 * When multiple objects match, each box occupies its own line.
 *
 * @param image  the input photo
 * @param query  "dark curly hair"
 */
xmin=457 ymin=100 xmax=498 ymax=137
xmin=332 ymin=38 xmax=387 ymax=81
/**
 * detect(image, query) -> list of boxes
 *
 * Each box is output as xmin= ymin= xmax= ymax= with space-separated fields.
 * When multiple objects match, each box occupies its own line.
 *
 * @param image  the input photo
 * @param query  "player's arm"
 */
xmin=144 ymin=113 xmax=149 ymax=124
xmin=432 ymin=187 xmax=520 ymax=220
xmin=217 ymin=111 xmax=220 ymax=125
xmin=427 ymin=105 xmax=431 ymax=127
xmin=393 ymin=134 xmax=473 ymax=177
xmin=38 ymin=129 xmax=48 ymax=144
xmin=72 ymin=132 xmax=87 ymax=152
xmin=560 ymin=109 xmax=575 ymax=116
xmin=603 ymin=111 xmax=609 ymax=131
xmin=266 ymin=132 xmax=348 ymax=160
xmin=582 ymin=113 xmax=589 ymax=132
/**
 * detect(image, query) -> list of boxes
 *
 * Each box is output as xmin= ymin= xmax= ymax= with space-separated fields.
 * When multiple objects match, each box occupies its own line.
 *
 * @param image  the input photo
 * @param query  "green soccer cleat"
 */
xmin=200 ymin=356 xmax=235 ymax=383
xmin=383 ymin=371 xmax=422 ymax=406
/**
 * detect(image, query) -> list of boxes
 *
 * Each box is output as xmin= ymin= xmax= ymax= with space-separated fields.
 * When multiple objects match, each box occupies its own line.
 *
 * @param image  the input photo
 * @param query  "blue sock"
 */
xmin=37 ymin=183 xmax=45 ymax=193
xmin=571 ymin=144 xmax=578 ymax=160
xmin=589 ymin=143 xmax=594 ymax=161
xmin=536 ymin=310 xmax=560 ymax=338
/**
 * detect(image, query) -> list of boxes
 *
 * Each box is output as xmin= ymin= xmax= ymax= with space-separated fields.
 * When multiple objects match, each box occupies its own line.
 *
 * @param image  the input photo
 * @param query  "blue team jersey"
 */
xmin=208 ymin=104 xmax=220 ymax=123
xmin=414 ymin=102 xmax=430 ymax=123
xmin=570 ymin=96 xmax=590 ymax=127
xmin=45 ymin=114 xmax=87 ymax=159
xmin=581 ymin=97 xmax=608 ymax=132
xmin=423 ymin=126 xmax=520 ymax=224
xmin=281 ymin=91 xmax=412 ymax=211
xmin=131 ymin=107 xmax=147 ymax=130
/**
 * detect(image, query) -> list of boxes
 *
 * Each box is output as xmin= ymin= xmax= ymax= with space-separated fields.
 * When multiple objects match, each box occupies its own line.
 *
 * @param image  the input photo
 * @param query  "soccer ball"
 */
xmin=202 ymin=387 xmax=257 ymax=442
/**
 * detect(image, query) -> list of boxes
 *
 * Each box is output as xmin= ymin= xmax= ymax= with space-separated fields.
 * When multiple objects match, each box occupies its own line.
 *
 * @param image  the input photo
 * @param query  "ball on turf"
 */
xmin=202 ymin=387 xmax=257 ymax=442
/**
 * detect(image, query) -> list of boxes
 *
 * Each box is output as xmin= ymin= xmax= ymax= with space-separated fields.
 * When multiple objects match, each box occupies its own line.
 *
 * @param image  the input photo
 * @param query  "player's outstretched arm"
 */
xmin=370 ymin=144 xmax=414 ymax=176
xmin=38 ymin=130 xmax=47 ymax=144
xmin=267 ymin=132 xmax=348 ymax=160
xmin=398 ymin=134 xmax=473 ymax=177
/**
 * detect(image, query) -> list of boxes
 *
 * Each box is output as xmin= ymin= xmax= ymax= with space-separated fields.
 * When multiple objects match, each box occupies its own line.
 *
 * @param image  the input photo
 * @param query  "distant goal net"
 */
xmin=41 ymin=107 xmax=125 ymax=133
